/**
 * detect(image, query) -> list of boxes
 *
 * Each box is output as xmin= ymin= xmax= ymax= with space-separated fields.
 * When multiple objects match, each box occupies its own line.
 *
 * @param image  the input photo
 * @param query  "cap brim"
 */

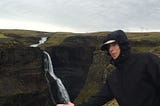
xmin=101 ymin=40 xmax=116 ymax=51
xmin=104 ymin=40 xmax=116 ymax=45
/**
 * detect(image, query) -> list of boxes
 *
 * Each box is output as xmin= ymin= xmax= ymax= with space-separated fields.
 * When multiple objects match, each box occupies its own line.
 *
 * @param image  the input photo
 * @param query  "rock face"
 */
xmin=0 ymin=35 xmax=100 ymax=106
xmin=46 ymin=45 xmax=95 ymax=101
xmin=0 ymin=47 xmax=47 ymax=105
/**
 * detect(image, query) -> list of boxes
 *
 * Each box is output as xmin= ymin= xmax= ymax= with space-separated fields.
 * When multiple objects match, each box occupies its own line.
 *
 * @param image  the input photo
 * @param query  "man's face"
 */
xmin=108 ymin=42 xmax=121 ymax=59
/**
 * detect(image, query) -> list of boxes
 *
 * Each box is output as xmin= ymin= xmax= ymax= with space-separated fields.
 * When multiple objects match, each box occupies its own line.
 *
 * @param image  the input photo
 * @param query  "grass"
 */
xmin=0 ymin=33 xmax=8 ymax=38
xmin=40 ymin=32 xmax=75 ymax=48
xmin=0 ymin=29 xmax=46 ymax=37
xmin=74 ymin=82 xmax=99 ymax=104
xmin=127 ymin=32 xmax=160 ymax=43
xmin=132 ymin=46 xmax=155 ymax=52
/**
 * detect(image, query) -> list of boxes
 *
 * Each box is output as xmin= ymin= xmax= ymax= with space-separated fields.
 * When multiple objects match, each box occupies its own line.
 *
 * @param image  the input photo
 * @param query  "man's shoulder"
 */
xmin=131 ymin=52 xmax=160 ymax=62
xmin=131 ymin=52 xmax=155 ymax=57
xmin=129 ymin=52 xmax=150 ymax=62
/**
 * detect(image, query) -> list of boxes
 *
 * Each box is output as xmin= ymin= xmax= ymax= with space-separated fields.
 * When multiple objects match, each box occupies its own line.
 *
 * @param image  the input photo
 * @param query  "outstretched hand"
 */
xmin=57 ymin=102 xmax=74 ymax=106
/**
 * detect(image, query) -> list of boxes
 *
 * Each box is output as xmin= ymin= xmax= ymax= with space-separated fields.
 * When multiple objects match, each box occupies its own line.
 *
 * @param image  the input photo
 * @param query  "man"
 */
xmin=57 ymin=30 xmax=160 ymax=106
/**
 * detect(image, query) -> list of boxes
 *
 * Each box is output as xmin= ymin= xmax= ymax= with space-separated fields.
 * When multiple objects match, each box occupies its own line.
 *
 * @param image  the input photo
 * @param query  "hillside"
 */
xmin=0 ymin=29 xmax=160 ymax=106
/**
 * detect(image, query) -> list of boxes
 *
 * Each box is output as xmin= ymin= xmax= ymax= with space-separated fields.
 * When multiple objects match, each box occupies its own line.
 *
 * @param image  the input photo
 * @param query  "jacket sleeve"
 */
xmin=146 ymin=53 xmax=160 ymax=90
xmin=76 ymin=81 xmax=114 ymax=106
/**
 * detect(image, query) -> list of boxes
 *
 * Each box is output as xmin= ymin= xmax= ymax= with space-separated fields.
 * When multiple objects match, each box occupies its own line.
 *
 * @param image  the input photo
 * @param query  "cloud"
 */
xmin=0 ymin=18 xmax=76 ymax=32
xmin=0 ymin=0 xmax=160 ymax=32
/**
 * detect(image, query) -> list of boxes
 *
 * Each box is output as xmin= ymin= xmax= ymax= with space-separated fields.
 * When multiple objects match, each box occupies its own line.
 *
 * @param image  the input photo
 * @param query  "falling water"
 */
xmin=43 ymin=51 xmax=70 ymax=104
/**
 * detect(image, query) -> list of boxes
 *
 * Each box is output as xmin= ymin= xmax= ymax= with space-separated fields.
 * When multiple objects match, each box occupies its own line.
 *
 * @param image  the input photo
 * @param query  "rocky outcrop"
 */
xmin=0 ymin=35 xmax=100 ymax=106
xmin=46 ymin=45 xmax=95 ymax=101
xmin=45 ymin=36 xmax=99 ymax=101
xmin=0 ymin=47 xmax=47 ymax=105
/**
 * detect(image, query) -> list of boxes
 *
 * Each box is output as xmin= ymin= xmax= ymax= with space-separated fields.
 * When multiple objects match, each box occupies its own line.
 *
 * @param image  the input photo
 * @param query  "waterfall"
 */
xmin=43 ymin=51 xmax=70 ymax=104
xmin=30 ymin=37 xmax=48 ymax=47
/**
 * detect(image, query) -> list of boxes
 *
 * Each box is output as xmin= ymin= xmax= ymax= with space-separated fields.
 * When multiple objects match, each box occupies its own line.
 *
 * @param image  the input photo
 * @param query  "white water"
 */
xmin=43 ymin=51 xmax=58 ymax=79
xmin=30 ymin=37 xmax=47 ymax=47
xmin=43 ymin=51 xmax=70 ymax=104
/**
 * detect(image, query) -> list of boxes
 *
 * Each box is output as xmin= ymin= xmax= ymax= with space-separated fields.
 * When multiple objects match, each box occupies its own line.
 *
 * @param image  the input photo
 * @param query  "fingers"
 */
xmin=68 ymin=102 xmax=74 ymax=106
xmin=56 ymin=102 xmax=74 ymax=106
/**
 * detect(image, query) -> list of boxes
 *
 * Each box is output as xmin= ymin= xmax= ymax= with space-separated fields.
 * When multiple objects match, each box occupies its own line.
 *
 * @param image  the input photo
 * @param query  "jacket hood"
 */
xmin=101 ymin=30 xmax=131 ymax=66
xmin=101 ymin=30 xmax=129 ymax=51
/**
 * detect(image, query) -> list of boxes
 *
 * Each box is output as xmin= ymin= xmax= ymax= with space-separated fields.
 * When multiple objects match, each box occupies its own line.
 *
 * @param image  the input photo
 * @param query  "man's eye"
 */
xmin=112 ymin=43 xmax=117 ymax=46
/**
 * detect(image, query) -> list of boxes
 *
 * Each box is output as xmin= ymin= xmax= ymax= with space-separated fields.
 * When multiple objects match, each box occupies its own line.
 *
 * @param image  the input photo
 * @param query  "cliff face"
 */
xmin=0 ymin=47 xmax=48 ymax=105
xmin=0 ymin=35 xmax=99 ymax=106
xmin=0 ymin=47 xmax=44 ymax=94
xmin=46 ymin=45 xmax=95 ymax=101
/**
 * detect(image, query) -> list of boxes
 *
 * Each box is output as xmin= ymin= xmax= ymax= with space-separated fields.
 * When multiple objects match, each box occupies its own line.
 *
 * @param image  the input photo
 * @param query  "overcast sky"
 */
xmin=0 ymin=0 xmax=160 ymax=33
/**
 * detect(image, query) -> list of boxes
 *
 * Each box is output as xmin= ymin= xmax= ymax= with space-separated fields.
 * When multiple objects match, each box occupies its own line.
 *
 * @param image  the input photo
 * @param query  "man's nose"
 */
xmin=109 ymin=46 xmax=114 ymax=51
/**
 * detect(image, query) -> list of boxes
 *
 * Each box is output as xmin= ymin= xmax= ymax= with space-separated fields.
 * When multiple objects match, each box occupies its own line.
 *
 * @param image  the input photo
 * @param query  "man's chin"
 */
xmin=112 ymin=56 xmax=118 ymax=59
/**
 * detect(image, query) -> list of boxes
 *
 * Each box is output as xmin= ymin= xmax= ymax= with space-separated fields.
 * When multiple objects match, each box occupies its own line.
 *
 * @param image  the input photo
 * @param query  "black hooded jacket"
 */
xmin=76 ymin=30 xmax=160 ymax=106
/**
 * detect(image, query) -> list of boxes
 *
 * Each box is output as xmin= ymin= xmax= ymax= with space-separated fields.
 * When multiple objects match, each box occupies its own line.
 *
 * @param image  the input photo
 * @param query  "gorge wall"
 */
xmin=0 ymin=47 xmax=48 ymax=105
xmin=0 ymin=35 xmax=101 ymax=106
